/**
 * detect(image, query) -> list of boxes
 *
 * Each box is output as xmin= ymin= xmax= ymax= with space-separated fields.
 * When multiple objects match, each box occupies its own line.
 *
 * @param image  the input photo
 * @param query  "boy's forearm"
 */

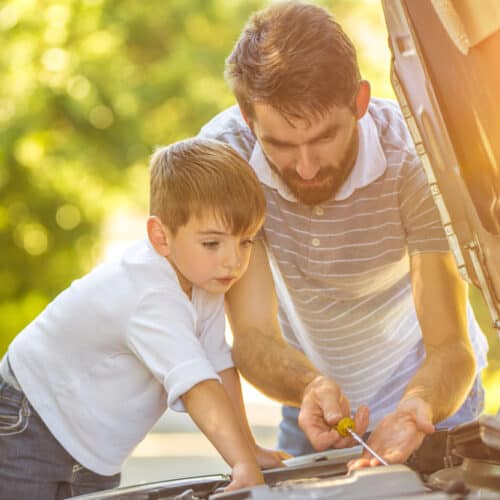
xmin=181 ymin=379 xmax=260 ymax=469
xmin=218 ymin=367 xmax=256 ymax=449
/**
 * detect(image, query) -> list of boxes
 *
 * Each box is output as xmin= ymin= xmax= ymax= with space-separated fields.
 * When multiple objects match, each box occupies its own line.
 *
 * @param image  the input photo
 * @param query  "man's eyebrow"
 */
xmin=261 ymin=124 xmax=340 ymax=146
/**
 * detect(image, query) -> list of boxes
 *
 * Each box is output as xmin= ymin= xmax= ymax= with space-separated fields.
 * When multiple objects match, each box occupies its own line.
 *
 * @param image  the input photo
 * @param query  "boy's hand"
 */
xmin=225 ymin=461 xmax=264 ymax=492
xmin=254 ymin=445 xmax=291 ymax=469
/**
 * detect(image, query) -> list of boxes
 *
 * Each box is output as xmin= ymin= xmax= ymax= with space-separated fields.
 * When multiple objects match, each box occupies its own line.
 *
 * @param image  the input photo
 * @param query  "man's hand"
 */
xmin=298 ymin=375 xmax=370 ymax=450
xmin=348 ymin=397 xmax=434 ymax=469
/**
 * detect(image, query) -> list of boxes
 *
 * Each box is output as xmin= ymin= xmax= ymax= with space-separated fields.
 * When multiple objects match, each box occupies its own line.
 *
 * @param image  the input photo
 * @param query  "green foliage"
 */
xmin=0 ymin=0 xmax=264 ymax=353
xmin=0 ymin=0 xmax=386 ymax=353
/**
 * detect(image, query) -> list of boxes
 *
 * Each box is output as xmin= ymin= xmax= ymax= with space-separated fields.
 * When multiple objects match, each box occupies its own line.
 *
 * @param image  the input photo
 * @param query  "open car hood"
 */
xmin=382 ymin=0 xmax=500 ymax=334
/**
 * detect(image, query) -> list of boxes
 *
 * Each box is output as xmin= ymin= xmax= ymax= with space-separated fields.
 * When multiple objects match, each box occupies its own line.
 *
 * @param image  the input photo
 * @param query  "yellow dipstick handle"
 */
xmin=335 ymin=417 xmax=355 ymax=437
xmin=333 ymin=417 xmax=389 ymax=466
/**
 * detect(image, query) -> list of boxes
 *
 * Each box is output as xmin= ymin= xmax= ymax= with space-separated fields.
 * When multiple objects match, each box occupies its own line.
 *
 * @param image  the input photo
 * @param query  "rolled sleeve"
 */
xmin=126 ymin=288 xmax=226 ymax=413
xmin=165 ymin=357 xmax=220 ymax=412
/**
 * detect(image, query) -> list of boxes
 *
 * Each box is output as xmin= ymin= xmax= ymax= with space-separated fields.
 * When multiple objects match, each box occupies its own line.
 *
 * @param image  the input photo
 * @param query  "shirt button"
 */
xmin=314 ymin=206 xmax=324 ymax=216
xmin=311 ymin=238 xmax=320 ymax=247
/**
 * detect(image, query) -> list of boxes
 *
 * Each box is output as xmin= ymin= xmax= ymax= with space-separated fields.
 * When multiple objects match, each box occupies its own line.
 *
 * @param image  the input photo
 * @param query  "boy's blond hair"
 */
xmin=150 ymin=138 xmax=266 ymax=235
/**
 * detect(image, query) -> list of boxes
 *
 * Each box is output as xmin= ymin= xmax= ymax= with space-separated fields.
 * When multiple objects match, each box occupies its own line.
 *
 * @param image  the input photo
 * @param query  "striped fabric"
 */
xmin=199 ymin=99 xmax=488 ymax=428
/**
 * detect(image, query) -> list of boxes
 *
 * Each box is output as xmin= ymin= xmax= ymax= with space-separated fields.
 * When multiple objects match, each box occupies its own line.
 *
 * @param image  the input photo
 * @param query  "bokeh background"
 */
xmin=1 ymin=0 xmax=498 ymax=477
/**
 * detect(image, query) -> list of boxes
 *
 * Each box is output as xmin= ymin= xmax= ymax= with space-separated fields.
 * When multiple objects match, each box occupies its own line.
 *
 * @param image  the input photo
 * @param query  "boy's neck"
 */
xmin=166 ymin=256 xmax=193 ymax=299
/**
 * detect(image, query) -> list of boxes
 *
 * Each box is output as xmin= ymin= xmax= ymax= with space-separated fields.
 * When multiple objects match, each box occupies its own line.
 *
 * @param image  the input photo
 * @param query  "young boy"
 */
xmin=0 ymin=138 xmax=286 ymax=499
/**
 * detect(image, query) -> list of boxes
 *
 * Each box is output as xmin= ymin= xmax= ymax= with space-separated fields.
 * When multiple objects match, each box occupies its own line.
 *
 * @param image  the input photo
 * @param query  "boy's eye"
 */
xmin=240 ymin=238 xmax=255 ymax=248
xmin=202 ymin=241 xmax=220 ymax=249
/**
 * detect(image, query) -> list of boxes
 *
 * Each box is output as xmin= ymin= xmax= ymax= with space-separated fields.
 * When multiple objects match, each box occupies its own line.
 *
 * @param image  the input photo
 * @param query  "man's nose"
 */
xmin=295 ymin=144 xmax=320 ymax=180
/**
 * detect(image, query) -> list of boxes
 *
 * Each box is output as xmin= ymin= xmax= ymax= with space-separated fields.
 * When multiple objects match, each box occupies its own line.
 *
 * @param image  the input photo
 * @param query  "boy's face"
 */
xmin=164 ymin=213 xmax=257 ymax=296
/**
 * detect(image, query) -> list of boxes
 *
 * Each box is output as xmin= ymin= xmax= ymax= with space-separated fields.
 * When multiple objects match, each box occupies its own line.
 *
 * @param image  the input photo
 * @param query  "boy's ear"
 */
xmin=147 ymin=216 xmax=170 ymax=257
xmin=355 ymin=80 xmax=371 ymax=120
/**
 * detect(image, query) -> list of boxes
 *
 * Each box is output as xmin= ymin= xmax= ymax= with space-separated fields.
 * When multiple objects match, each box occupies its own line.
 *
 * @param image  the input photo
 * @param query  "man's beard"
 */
xmin=265 ymin=129 xmax=359 ymax=206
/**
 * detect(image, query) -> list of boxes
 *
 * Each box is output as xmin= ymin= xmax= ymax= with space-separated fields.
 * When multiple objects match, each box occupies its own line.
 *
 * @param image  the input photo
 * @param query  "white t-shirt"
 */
xmin=9 ymin=239 xmax=234 ymax=475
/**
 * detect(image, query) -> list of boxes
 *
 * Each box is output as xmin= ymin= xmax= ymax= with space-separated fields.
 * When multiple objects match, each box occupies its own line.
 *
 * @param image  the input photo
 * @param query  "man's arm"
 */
xmin=226 ymin=240 xmax=369 ymax=449
xmin=403 ymin=251 xmax=476 ymax=419
xmin=226 ymin=241 xmax=317 ymax=405
xmin=350 ymin=251 xmax=476 ymax=468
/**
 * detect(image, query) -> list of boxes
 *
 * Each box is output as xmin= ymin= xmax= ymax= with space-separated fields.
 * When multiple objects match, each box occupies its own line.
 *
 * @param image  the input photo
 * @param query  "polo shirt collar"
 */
xmin=248 ymin=109 xmax=387 ymax=203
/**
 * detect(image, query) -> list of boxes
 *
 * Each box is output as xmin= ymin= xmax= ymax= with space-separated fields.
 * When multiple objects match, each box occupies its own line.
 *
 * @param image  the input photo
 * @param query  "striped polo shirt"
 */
xmin=199 ymin=99 xmax=488 ymax=428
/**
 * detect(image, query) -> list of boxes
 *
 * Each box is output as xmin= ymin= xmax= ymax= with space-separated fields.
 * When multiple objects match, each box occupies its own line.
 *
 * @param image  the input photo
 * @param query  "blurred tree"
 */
xmin=0 ymin=0 xmax=497 ymax=411
xmin=0 ymin=0 xmax=264 ymax=353
xmin=0 ymin=0 xmax=389 ymax=353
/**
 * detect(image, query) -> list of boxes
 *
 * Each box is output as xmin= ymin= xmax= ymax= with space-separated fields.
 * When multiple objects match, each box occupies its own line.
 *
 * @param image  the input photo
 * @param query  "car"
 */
xmin=70 ymin=1 xmax=500 ymax=498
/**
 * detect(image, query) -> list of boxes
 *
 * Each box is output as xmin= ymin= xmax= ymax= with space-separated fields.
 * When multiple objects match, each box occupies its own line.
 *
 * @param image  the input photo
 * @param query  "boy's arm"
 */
xmin=181 ymin=379 xmax=264 ymax=491
xmin=219 ymin=367 xmax=291 ymax=467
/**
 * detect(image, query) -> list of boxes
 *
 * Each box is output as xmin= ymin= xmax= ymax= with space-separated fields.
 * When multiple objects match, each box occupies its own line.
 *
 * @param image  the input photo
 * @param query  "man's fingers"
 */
xmin=323 ymin=390 xmax=350 ymax=426
xmin=305 ymin=376 xmax=347 ymax=426
xmin=353 ymin=405 xmax=370 ymax=436
xmin=308 ymin=428 xmax=341 ymax=451
xmin=415 ymin=408 xmax=435 ymax=435
xmin=347 ymin=457 xmax=372 ymax=471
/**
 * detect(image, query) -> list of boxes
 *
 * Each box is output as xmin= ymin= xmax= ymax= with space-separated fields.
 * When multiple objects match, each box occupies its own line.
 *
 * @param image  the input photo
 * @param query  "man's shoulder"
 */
xmin=368 ymin=97 xmax=416 ymax=155
xmin=198 ymin=105 xmax=256 ymax=160
xmin=368 ymin=97 xmax=405 ymax=129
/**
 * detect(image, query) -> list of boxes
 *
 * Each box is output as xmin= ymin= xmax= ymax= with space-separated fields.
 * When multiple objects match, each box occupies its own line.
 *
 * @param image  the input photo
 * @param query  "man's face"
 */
xmin=250 ymin=102 xmax=359 ymax=205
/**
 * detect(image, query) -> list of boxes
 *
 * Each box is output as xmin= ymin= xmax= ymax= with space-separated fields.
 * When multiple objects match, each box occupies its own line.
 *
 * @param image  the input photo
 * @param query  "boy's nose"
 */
xmin=224 ymin=247 xmax=242 ymax=269
xmin=295 ymin=145 xmax=320 ymax=180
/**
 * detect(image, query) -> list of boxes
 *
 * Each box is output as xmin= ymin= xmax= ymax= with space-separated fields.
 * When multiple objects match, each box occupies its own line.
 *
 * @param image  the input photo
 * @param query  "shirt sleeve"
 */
xmin=399 ymin=155 xmax=450 ymax=256
xmin=125 ymin=288 xmax=221 ymax=412
xmin=197 ymin=106 xmax=256 ymax=161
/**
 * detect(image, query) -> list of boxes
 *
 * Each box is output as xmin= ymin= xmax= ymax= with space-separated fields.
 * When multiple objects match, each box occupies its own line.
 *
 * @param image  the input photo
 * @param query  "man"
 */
xmin=198 ymin=0 xmax=488 ymax=467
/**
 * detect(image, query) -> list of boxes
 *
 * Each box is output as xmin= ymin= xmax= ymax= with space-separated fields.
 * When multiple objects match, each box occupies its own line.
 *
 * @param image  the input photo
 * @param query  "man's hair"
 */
xmin=149 ymin=138 xmax=266 ymax=235
xmin=225 ymin=0 xmax=361 ymax=121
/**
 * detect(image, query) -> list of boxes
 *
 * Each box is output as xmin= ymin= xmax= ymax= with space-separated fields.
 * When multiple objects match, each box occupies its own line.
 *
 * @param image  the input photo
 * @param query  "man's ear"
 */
xmin=355 ymin=80 xmax=371 ymax=120
xmin=147 ymin=216 xmax=170 ymax=257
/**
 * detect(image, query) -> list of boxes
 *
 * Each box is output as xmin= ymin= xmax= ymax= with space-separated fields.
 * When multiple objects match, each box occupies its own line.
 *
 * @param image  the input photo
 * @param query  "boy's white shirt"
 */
xmin=8 ymin=239 xmax=234 ymax=476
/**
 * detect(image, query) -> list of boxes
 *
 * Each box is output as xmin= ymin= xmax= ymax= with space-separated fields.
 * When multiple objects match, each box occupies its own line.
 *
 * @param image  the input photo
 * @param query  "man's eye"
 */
xmin=202 ymin=241 xmax=219 ymax=248
xmin=317 ymin=135 xmax=335 ymax=144
xmin=267 ymin=141 xmax=294 ymax=151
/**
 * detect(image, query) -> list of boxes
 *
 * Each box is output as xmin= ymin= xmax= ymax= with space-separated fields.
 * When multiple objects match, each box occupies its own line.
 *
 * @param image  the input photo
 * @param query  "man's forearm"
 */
xmin=408 ymin=252 xmax=478 ymax=424
xmin=231 ymin=327 xmax=319 ymax=407
xmin=400 ymin=339 xmax=476 ymax=423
